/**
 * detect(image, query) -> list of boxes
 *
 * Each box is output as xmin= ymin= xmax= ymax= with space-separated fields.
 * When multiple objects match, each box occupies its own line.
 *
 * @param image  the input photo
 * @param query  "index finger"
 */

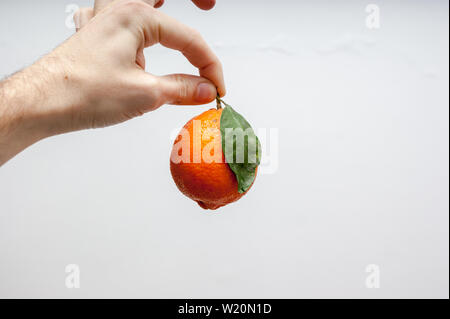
xmin=145 ymin=9 xmax=226 ymax=96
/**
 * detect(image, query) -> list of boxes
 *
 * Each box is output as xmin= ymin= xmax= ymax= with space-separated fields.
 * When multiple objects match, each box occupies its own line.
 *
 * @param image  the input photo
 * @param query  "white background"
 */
xmin=0 ymin=0 xmax=448 ymax=298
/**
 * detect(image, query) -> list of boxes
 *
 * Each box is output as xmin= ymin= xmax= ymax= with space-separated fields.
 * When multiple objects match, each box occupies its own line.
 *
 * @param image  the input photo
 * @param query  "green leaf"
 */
xmin=220 ymin=103 xmax=261 ymax=193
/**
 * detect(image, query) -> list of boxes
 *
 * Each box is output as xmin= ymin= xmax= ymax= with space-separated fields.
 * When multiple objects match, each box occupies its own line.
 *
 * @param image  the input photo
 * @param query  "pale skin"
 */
xmin=0 ymin=0 xmax=225 ymax=166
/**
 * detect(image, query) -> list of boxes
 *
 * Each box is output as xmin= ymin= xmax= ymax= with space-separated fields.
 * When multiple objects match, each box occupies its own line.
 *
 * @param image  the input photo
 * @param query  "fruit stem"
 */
xmin=216 ymin=94 xmax=222 ymax=110
xmin=216 ymin=95 xmax=231 ymax=109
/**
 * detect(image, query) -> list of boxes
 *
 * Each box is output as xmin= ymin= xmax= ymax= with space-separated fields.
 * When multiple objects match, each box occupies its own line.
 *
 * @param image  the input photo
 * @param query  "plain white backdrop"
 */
xmin=0 ymin=0 xmax=448 ymax=298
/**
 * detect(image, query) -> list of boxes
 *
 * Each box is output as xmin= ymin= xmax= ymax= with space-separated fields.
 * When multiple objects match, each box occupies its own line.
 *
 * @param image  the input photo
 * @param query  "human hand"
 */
xmin=58 ymin=0 xmax=225 ymax=131
xmin=0 ymin=0 xmax=224 ymax=165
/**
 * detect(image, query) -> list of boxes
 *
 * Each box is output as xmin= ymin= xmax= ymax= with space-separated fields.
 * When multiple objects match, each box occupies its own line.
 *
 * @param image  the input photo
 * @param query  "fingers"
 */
xmin=94 ymin=0 xmax=214 ymax=13
xmin=156 ymin=74 xmax=217 ymax=105
xmin=94 ymin=0 xmax=160 ymax=14
xmin=77 ymin=1 xmax=162 ymax=31
xmin=154 ymin=0 xmax=164 ymax=8
xmin=74 ymin=8 xmax=94 ymax=31
xmin=143 ymin=9 xmax=226 ymax=96
xmin=94 ymin=0 xmax=215 ymax=13
xmin=191 ymin=0 xmax=216 ymax=10
xmin=94 ymin=0 xmax=112 ymax=14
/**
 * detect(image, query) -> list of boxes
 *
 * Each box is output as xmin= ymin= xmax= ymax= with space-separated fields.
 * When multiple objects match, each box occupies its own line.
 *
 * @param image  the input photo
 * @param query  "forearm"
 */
xmin=0 ymin=57 xmax=71 ymax=166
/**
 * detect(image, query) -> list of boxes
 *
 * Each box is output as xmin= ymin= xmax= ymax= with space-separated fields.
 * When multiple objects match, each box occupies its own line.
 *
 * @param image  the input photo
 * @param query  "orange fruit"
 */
xmin=170 ymin=108 xmax=256 ymax=210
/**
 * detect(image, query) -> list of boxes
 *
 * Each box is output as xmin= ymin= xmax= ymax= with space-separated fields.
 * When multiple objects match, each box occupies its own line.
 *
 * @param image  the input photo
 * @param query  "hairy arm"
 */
xmin=0 ymin=62 xmax=59 ymax=165
xmin=0 ymin=54 xmax=82 ymax=165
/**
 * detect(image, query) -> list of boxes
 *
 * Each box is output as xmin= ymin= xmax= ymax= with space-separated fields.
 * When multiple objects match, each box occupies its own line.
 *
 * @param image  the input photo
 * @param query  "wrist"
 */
xmin=0 ymin=73 xmax=45 ymax=165
xmin=0 ymin=54 xmax=80 ymax=165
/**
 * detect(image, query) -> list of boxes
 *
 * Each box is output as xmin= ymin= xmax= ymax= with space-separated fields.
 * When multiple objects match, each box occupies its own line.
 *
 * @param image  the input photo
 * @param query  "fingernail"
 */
xmin=195 ymin=83 xmax=216 ymax=103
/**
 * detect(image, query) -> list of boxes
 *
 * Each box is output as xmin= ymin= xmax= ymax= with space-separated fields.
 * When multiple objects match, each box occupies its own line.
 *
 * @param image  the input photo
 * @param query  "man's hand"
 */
xmin=0 ymin=0 xmax=224 ymax=166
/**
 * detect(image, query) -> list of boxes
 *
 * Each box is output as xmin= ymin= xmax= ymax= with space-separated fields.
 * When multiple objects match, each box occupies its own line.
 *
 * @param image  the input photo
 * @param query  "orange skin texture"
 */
xmin=170 ymin=108 xmax=256 ymax=210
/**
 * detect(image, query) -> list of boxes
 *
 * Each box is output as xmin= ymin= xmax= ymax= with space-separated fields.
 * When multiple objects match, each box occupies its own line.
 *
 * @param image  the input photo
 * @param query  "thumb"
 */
xmin=157 ymin=74 xmax=217 ymax=105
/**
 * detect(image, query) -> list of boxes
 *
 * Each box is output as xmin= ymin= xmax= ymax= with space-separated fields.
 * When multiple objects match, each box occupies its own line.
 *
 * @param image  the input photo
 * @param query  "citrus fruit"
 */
xmin=170 ymin=99 xmax=260 ymax=210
